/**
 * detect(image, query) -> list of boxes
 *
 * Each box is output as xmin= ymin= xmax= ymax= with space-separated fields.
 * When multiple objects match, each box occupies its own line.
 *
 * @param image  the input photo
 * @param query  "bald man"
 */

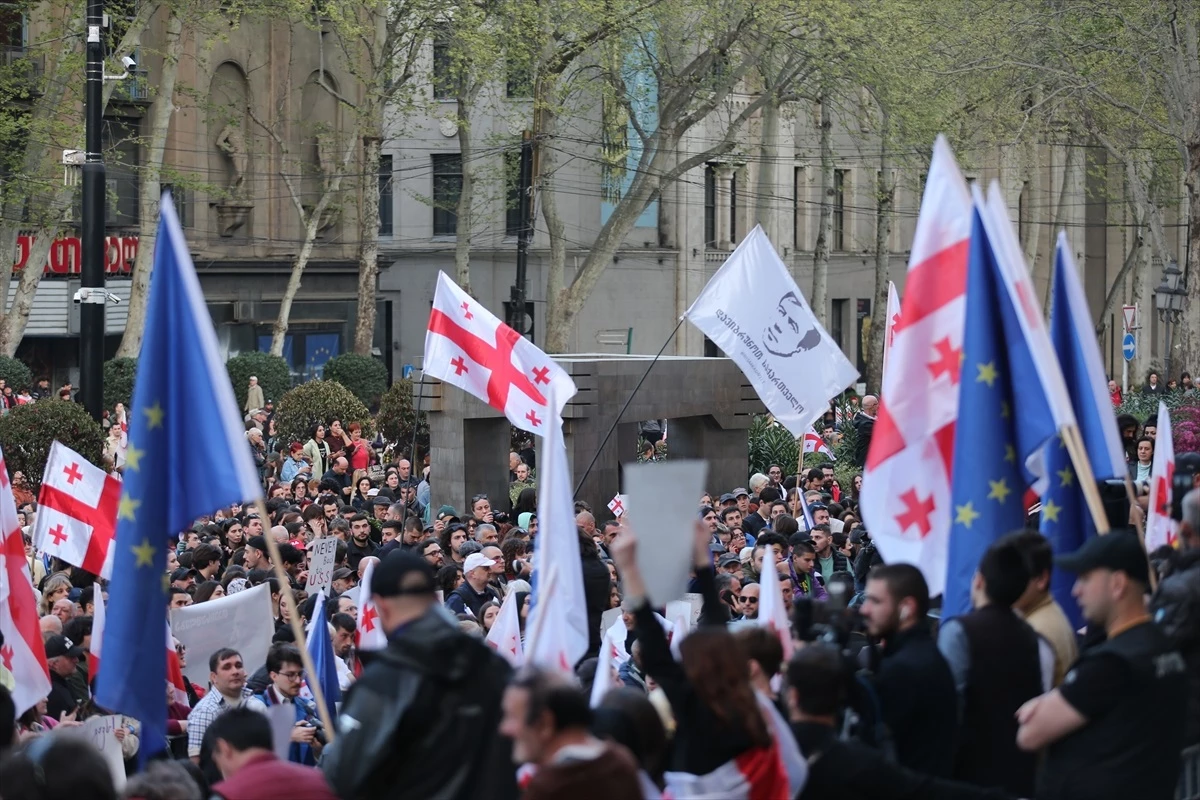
xmin=854 ymin=395 xmax=878 ymax=467
xmin=40 ymin=614 xmax=63 ymax=641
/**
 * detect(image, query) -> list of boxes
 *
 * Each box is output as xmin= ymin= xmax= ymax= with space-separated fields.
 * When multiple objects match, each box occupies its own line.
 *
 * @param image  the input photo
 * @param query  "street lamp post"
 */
xmin=1154 ymin=257 xmax=1186 ymax=381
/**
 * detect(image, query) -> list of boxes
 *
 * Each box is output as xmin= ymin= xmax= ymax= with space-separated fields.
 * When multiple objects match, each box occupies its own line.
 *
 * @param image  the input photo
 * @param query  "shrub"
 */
xmin=0 ymin=401 xmax=105 ymax=490
xmin=273 ymin=380 xmax=373 ymax=446
xmin=376 ymin=378 xmax=428 ymax=455
xmin=748 ymin=415 xmax=799 ymax=479
xmin=0 ymin=355 xmax=33 ymax=391
xmin=226 ymin=352 xmax=292 ymax=410
xmin=103 ymin=357 xmax=137 ymax=411
xmin=322 ymin=353 xmax=388 ymax=408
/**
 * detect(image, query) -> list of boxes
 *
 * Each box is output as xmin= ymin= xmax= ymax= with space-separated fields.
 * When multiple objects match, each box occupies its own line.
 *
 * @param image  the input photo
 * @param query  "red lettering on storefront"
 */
xmin=11 ymin=234 xmax=137 ymax=275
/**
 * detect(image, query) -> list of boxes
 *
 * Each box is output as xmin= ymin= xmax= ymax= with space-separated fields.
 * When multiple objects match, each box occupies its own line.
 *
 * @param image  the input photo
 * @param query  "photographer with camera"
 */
xmin=786 ymin=645 xmax=1017 ymax=800
xmin=860 ymin=564 xmax=958 ymax=778
xmin=254 ymin=644 xmax=325 ymax=766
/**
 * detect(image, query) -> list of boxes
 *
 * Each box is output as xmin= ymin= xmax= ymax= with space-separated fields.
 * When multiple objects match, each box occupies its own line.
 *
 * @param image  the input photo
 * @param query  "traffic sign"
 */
xmin=1123 ymin=333 xmax=1136 ymax=362
xmin=1123 ymin=304 xmax=1138 ymax=332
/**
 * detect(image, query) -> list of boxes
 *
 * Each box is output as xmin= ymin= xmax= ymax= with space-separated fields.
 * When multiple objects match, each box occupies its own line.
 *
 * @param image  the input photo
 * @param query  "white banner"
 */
xmin=306 ymin=538 xmax=339 ymax=596
xmin=684 ymin=226 xmax=858 ymax=435
xmin=171 ymin=583 xmax=274 ymax=685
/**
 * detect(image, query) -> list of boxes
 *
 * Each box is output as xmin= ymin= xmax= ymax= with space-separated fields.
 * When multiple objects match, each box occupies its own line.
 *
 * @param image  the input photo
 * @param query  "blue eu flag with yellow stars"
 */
xmin=94 ymin=193 xmax=262 ymax=760
xmin=944 ymin=192 xmax=1065 ymax=619
xmin=1039 ymin=233 xmax=1128 ymax=628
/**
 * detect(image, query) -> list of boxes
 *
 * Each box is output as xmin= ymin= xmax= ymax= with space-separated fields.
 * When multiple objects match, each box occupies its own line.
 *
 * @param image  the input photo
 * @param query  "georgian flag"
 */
xmin=1146 ymin=402 xmax=1178 ymax=551
xmin=802 ymin=427 xmax=834 ymax=459
xmin=423 ymin=272 xmax=576 ymax=436
xmin=485 ymin=589 xmax=524 ymax=667
xmin=32 ymin=441 xmax=120 ymax=579
xmin=355 ymin=558 xmax=387 ymax=652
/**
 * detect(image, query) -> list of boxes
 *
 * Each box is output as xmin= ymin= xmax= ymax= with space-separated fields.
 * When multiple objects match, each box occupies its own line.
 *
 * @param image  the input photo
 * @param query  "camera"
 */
xmin=121 ymin=55 xmax=136 ymax=70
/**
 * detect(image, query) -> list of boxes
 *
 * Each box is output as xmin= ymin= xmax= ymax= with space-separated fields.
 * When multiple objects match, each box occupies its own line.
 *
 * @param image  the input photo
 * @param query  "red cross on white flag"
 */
xmin=485 ymin=588 xmax=525 ymax=667
xmin=355 ymin=558 xmax=387 ymax=653
xmin=32 ymin=441 xmax=120 ymax=579
xmin=0 ymin=444 xmax=52 ymax=716
xmin=424 ymin=272 xmax=576 ymax=436
xmin=802 ymin=428 xmax=834 ymax=460
xmin=607 ymin=494 xmax=628 ymax=517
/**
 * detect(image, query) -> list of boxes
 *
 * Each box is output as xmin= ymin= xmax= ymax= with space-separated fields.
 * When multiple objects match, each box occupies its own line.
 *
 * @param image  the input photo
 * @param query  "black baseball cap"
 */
xmin=45 ymin=634 xmax=84 ymax=660
xmin=717 ymin=553 xmax=741 ymax=568
xmin=247 ymin=535 xmax=268 ymax=552
xmin=719 ymin=493 xmax=737 ymax=504
xmin=1055 ymin=529 xmax=1150 ymax=587
xmin=170 ymin=567 xmax=199 ymax=582
xmin=371 ymin=550 xmax=436 ymax=598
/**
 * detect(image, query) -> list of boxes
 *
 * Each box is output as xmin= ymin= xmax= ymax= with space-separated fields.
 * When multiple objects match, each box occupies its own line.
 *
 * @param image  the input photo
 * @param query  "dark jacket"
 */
xmin=853 ymin=412 xmax=875 ymax=468
xmin=581 ymin=547 xmax=611 ymax=660
xmin=872 ymin=623 xmax=958 ymax=778
xmin=792 ymin=722 xmax=1015 ymax=800
xmin=321 ymin=607 xmax=517 ymax=800
xmin=213 ymin=752 xmax=337 ymax=800
xmin=814 ymin=549 xmax=851 ymax=581
xmin=1149 ymin=548 xmax=1200 ymax=745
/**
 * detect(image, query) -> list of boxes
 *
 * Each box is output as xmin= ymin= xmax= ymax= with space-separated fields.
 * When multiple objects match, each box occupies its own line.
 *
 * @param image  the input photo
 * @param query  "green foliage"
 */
xmin=0 ymin=401 xmax=105 ymax=490
xmin=748 ymin=415 xmax=800 ymax=479
xmin=376 ymin=378 xmax=428 ymax=455
xmin=0 ymin=355 xmax=33 ymax=390
xmin=103 ymin=357 xmax=137 ymax=411
xmin=273 ymin=380 xmax=373 ymax=446
xmin=1117 ymin=391 xmax=1197 ymax=423
xmin=322 ymin=354 xmax=388 ymax=408
xmin=226 ymin=352 xmax=292 ymax=410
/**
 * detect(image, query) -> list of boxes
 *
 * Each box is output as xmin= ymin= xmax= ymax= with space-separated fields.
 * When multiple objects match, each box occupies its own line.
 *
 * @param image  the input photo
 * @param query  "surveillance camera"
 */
xmin=121 ymin=55 xmax=136 ymax=70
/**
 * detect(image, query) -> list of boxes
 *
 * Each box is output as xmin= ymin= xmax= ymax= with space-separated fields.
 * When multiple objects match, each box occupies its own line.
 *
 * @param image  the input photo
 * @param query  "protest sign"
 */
xmin=171 ymin=583 xmax=274 ymax=684
xmin=81 ymin=714 xmax=126 ymax=790
xmin=624 ymin=459 xmax=708 ymax=605
xmin=306 ymin=538 xmax=339 ymax=595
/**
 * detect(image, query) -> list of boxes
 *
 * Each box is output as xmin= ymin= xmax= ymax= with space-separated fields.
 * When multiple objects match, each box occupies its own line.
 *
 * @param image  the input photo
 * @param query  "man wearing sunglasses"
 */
xmin=739 ymin=583 xmax=761 ymax=620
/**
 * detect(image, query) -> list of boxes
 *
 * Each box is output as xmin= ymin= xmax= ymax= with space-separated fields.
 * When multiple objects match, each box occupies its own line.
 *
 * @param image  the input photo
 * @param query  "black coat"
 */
xmin=852 ymin=412 xmax=875 ymax=468
xmin=581 ymin=550 xmax=611 ymax=660
xmin=793 ymin=722 xmax=1016 ymax=800
xmin=872 ymin=623 xmax=959 ymax=778
xmin=321 ymin=608 xmax=517 ymax=800
xmin=1150 ymin=548 xmax=1200 ymax=745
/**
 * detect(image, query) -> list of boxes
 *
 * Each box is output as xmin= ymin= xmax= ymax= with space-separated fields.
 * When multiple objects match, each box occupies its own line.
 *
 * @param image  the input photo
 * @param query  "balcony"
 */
xmin=110 ymin=69 xmax=151 ymax=104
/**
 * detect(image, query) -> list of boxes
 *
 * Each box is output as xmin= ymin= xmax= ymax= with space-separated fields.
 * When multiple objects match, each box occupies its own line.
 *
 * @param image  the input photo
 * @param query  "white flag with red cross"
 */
xmin=485 ymin=588 xmax=524 ymax=667
xmin=1146 ymin=402 xmax=1178 ymax=552
xmin=424 ymin=272 xmax=576 ymax=436
xmin=32 ymin=441 xmax=120 ymax=580
xmin=355 ymin=558 xmax=387 ymax=653
xmin=861 ymin=136 xmax=972 ymax=597
xmin=802 ymin=427 xmax=834 ymax=460
xmin=0 ymin=445 xmax=52 ymax=716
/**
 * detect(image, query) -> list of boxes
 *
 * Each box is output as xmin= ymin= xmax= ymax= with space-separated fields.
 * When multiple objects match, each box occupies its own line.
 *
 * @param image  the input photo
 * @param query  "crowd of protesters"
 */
xmin=0 ymin=387 xmax=1197 ymax=800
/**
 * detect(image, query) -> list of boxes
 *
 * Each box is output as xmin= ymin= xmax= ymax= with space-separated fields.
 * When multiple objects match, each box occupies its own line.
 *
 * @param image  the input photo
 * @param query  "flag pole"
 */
xmin=1058 ymin=424 xmax=1110 ymax=537
xmin=573 ymin=318 xmax=684 ymax=497
xmin=255 ymin=498 xmax=336 ymax=740
xmin=792 ymin=444 xmax=804 ymax=519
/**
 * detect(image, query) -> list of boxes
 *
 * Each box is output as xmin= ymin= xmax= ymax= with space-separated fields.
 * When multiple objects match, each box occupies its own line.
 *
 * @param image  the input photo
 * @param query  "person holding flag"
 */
xmin=94 ymin=193 xmax=263 ymax=762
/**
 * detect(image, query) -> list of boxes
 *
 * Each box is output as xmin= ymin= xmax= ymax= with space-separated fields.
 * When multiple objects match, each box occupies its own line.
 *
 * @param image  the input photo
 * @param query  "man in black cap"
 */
xmin=44 ymin=634 xmax=88 ymax=720
xmin=321 ymin=551 xmax=517 ymax=800
xmin=1017 ymin=529 xmax=1187 ymax=800
xmin=244 ymin=536 xmax=271 ymax=570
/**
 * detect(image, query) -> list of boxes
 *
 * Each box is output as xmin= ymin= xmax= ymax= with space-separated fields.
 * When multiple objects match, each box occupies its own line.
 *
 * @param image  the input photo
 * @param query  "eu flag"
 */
xmin=1040 ymin=233 xmax=1127 ymax=628
xmin=305 ymin=593 xmax=342 ymax=712
xmin=945 ymin=192 xmax=1062 ymax=619
xmin=94 ymin=194 xmax=262 ymax=759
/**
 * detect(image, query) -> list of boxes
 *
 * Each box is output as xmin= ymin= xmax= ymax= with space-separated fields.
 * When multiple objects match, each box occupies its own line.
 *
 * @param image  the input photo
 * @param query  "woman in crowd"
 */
xmin=437 ymin=564 xmax=464 ymax=595
xmin=609 ymin=522 xmax=789 ymax=797
xmin=38 ymin=573 xmax=73 ymax=616
xmin=193 ymin=581 xmax=226 ymax=604
xmin=303 ymin=423 xmax=331 ymax=478
xmin=350 ymin=471 xmax=374 ymax=511
xmin=476 ymin=600 xmax=501 ymax=634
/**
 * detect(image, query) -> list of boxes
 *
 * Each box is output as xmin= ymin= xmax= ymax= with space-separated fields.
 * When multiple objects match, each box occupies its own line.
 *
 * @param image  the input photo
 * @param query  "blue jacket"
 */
xmin=256 ymin=689 xmax=319 ymax=766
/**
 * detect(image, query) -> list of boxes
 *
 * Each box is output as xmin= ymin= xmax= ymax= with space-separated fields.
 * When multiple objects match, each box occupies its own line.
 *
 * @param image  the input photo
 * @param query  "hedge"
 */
xmin=322 ymin=353 xmax=388 ymax=408
xmin=0 ymin=400 xmax=105 ymax=490
xmin=272 ymin=380 xmax=373 ymax=447
xmin=377 ymin=378 xmax=428 ymax=455
xmin=0 ymin=355 xmax=33 ymax=391
xmin=103 ymin=357 xmax=137 ymax=411
xmin=226 ymin=351 xmax=292 ymax=410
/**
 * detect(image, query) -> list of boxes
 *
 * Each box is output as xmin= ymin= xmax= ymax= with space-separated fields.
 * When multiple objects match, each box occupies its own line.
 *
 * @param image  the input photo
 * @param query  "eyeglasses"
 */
xmin=738 ymin=596 xmax=758 ymax=603
xmin=276 ymin=670 xmax=303 ymax=681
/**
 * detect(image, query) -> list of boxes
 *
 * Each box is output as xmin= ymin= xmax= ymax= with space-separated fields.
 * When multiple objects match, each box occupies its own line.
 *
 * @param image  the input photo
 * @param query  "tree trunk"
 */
xmin=811 ymin=95 xmax=833 ymax=327
xmin=117 ymin=10 xmax=183 ymax=358
xmin=865 ymin=109 xmax=892 ymax=395
xmin=1043 ymin=139 xmax=1083 ymax=315
xmin=540 ymin=84 xmax=572 ymax=353
xmin=0 ymin=230 xmax=58 ymax=355
xmin=354 ymin=134 xmax=382 ymax=355
xmin=1020 ymin=122 xmax=1042 ymax=287
xmin=754 ymin=98 xmax=781 ymax=250
xmin=453 ymin=95 xmax=476 ymax=295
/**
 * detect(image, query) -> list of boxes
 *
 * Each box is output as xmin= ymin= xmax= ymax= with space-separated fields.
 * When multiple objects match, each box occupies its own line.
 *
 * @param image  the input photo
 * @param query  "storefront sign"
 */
xmin=11 ymin=233 xmax=138 ymax=274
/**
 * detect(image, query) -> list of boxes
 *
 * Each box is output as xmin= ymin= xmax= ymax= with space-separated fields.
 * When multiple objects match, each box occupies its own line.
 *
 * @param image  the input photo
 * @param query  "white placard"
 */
xmin=306 ymin=538 xmax=340 ymax=595
xmin=623 ymin=459 xmax=709 ymax=606
xmin=171 ymin=583 xmax=274 ymax=685
xmin=80 ymin=714 xmax=126 ymax=791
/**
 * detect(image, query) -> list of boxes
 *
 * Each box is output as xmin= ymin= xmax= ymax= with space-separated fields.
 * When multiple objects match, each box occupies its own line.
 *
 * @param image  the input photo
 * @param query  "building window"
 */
xmin=1 ymin=3 xmax=27 ymax=53
xmin=161 ymin=184 xmax=190 ymax=227
xmin=833 ymin=168 xmax=847 ymax=251
xmin=379 ymin=154 xmax=394 ymax=236
xmin=730 ymin=170 xmax=738 ymax=244
xmin=432 ymin=153 xmax=462 ymax=237
xmin=831 ymin=298 xmax=847 ymax=349
xmin=431 ymin=38 xmax=452 ymax=99
xmin=505 ymin=60 xmax=532 ymax=98
xmin=505 ymin=150 xmax=523 ymax=237
xmin=704 ymin=164 xmax=717 ymax=248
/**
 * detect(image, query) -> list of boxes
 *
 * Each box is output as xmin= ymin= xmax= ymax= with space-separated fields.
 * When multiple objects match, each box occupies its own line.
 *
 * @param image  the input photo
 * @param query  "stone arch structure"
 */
xmin=208 ymin=62 xmax=253 ymax=235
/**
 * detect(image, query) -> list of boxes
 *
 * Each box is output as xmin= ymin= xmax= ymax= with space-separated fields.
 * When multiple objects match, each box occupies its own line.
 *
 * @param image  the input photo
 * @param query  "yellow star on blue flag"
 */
xmin=945 ymin=197 xmax=1060 ymax=619
xmin=94 ymin=192 xmax=263 ymax=763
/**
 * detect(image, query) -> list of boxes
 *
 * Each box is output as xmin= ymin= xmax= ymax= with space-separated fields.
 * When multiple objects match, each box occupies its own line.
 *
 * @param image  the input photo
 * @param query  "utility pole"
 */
xmin=79 ymin=0 xmax=106 ymax=421
xmin=508 ymin=131 xmax=534 ymax=337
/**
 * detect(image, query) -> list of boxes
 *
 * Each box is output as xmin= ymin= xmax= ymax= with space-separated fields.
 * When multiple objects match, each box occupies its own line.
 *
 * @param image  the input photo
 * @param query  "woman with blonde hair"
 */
xmin=38 ymin=573 xmax=73 ymax=617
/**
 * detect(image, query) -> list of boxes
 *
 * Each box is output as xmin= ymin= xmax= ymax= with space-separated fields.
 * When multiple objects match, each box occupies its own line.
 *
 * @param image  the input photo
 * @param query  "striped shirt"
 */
xmin=186 ymin=687 xmax=266 ymax=757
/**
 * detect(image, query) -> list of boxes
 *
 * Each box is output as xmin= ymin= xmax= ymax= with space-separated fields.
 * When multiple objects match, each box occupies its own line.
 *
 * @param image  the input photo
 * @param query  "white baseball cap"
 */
xmin=464 ymin=553 xmax=497 ymax=573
